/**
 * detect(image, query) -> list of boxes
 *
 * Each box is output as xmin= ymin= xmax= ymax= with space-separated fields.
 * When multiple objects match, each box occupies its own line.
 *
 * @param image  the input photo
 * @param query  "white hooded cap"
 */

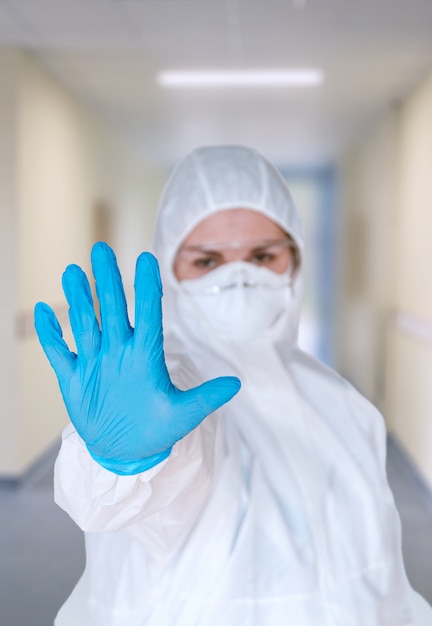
xmin=152 ymin=144 xmax=303 ymax=290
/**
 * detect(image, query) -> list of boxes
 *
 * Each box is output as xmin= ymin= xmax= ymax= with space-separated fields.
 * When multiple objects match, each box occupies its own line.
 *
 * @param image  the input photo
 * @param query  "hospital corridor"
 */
xmin=1 ymin=1 xmax=432 ymax=625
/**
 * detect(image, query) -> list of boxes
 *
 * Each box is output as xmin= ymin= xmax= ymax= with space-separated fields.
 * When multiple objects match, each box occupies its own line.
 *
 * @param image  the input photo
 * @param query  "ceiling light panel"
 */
xmin=157 ymin=69 xmax=324 ymax=88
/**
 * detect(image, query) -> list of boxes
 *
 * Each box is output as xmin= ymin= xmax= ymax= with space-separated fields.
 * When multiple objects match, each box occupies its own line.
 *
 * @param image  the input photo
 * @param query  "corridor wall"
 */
xmin=0 ymin=47 xmax=160 ymax=477
xmin=0 ymin=49 xmax=19 ymax=475
xmin=337 ymin=112 xmax=398 ymax=413
xmin=337 ymin=70 xmax=432 ymax=488
xmin=386 ymin=72 xmax=432 ymax=487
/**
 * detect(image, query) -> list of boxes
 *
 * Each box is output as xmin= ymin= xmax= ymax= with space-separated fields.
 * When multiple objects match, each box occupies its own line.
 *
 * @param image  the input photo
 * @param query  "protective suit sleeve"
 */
xmin=54 ymin=414 xmax=219 ymax=535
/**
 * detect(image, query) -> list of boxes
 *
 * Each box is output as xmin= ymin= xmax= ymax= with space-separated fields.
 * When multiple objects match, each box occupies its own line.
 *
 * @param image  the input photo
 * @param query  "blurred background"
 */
xmin=0 ymin=1 xmax=432 ymax=623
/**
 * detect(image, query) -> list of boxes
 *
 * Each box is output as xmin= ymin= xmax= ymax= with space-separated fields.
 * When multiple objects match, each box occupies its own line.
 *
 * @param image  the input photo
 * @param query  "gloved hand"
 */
xmin=34 ymin=242 xmax=241 ymax=475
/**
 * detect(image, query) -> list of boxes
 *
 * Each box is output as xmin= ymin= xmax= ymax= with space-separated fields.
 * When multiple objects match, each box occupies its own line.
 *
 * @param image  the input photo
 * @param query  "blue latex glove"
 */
xmin=34 ymin=242 xmax=241 ymax=475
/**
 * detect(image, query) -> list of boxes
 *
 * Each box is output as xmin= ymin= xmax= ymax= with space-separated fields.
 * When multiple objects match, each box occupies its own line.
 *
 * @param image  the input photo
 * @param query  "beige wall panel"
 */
xmin=0 ymin=49 xmax=161 ymax=475
xmin=330 ymin=70 xmax=432 ymax=488
xmin=12 ymin=53 xmax=95 ymax=473
xmin=395 ymin=74 xmax=432 ymax=320
xmin=17 ymin=338 xmax=69 ymax=468
xmin=17 ymin=55 xmax=93 ymax=311
xmin=336 ymin=112 xmax=398 ymax=410
xmin=386 ymin=326 xmax=432 ymax=486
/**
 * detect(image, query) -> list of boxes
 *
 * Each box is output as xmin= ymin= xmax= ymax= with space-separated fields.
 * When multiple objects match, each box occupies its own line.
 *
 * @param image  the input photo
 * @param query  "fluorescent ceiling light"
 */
xmin=157 ymin=69 xmax=324 ymax=88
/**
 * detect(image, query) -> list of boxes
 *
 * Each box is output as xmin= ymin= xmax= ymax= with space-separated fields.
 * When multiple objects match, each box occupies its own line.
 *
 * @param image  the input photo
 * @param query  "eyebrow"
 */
xmin=182 ymin=240 xmax=289 ymax=253
xmin=183 ymin=247 xmax=224 ymax=256
xmin=250 ymin=242 xmax=279 ymax=251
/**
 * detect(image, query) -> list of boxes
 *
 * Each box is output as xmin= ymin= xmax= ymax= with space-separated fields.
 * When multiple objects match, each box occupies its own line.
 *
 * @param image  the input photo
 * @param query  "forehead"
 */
xmin=180 ymin=208 xmax=287 ymax=248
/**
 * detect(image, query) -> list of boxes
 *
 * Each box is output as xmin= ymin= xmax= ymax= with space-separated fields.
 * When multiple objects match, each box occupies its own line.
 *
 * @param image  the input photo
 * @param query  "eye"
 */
xmin=193 ymin=256 xmax=219 ymax=269
xmin=249 ymin=252 xmax=275 ymax=265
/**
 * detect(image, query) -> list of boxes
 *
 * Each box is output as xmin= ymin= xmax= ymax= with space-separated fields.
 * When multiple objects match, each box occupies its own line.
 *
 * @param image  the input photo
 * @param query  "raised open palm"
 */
xmin=34 ymin=242 xmax=240 ymax=475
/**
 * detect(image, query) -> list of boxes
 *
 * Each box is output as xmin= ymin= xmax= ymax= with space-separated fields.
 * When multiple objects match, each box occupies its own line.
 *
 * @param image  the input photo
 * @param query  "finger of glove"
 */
xmin=91 ymin=242 xmax=132 ymax=349
xmin=34 ymin=302 xmax=75 ymax=379
xmin=62 ymin=264 xmax=101 ymax=359
xmin=134 ymin=252 xmax=164 ymax=358
xmin=174 ymin=376 xmax=241 ymax=438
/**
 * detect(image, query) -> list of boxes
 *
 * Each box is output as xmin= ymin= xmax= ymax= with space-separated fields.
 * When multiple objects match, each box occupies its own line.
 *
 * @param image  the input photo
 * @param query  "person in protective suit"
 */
xmin=34 ymin=145 xmax=432 ymax=625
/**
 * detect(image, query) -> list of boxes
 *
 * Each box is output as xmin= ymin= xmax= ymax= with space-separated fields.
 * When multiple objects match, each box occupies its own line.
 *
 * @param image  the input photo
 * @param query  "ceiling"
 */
xmin=1 ymin=0 xmax=432 ymax=168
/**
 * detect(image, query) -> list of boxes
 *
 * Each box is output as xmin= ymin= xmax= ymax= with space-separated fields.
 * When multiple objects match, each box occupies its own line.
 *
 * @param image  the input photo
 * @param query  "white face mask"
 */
xmin=179 ymin=261 xmax=294 ymax=340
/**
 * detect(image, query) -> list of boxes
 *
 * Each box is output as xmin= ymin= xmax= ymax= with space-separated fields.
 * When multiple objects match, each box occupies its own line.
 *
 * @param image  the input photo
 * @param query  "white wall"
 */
xmin=0 ymin=48 xmax=161 ymax=477
xmin=337 ymin=71 xmax=432 ymax=487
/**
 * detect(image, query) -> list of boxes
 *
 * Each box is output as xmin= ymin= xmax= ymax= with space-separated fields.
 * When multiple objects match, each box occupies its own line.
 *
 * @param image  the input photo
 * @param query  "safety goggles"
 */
xmin=175 ymin=237 xmax=299 ymax=277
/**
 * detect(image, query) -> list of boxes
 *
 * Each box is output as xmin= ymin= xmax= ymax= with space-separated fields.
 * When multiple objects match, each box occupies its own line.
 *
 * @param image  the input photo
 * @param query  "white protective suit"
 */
xmin=54 ymin=145 xmax=432 ymax=626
